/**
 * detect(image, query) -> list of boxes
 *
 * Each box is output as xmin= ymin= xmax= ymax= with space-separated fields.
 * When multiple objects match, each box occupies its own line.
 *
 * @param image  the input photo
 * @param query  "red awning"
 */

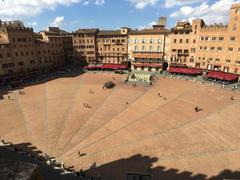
xmin=86 ymin=65 xmax=103 ymax=69
xmin=207 ymin=71 xmax=239 ymax=81
xmin=102 ymin=64 xmax=128 ymax=70
xmin=119 ymin=64 xmax=128 ymax=69
xmin=133 ymin=63 xmax=162 ymax=68
xmin=102 ymin=64 xmax=120 ymax=70
xmin=168 ymin=67 xmax=202 ymax=75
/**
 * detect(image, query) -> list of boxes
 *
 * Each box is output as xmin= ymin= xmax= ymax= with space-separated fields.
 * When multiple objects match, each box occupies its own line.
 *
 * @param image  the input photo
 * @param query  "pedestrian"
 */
xmin=231 ymin=96 xmax=234 ymax=100
xmin=195 ymin=106 xmax=198 ymax=112
xmin=8 ymin=96 xmax=10 ymax=100
xmin=158 ymin=93 xmax=160 ymax=97
xmin=78 ymin=150 xmax=80 ymax=157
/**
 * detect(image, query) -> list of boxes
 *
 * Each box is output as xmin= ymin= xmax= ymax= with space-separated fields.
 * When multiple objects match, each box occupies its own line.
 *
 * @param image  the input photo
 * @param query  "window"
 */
xmin=8 ymin=63 xmax=14 ymax=67
xmin=205 ymin=36 xmax=209 ymax=41
xmin=179 ymin=39 xmax=183 ymax=43
xmin=193 ymin=39 xmax=196 ymax=43
xmin=233 ymin=25 xmax=237 ymax=31
xmin=158 ymin=39 xmax=161 ymax=44
xmin=215 ymin=58 xmax=220 ymax=62
xmin=217 ymin=47 xmax=222 ymax=51
xmin=186 ymin=39 xmax=189 ymax=43
xmin=199 ymin=46 xmax=203 ymax=50
xmin=157 ymin=46 xmax=161 ymax=52
xmin=230 ymin=37 xmax=235 ymax=41
xmin=226 ymin=59 xmax=231 ymax=63
xmin=209 ymin=58 xmax=213 ymax=61
xmin=142 ymin=39 xmax=146 ymax=44
xmin=134 ymin=39 xmax=138 ymax=44
xmin=200 ymin=36 xmax=204 ymax=41
xmin=150 ymin=39 xmax=154 ymax=44
xmin=210 ymin=47 xmax=215 ymax=51
xmin=236 ymin=60 xmax=240 ymax=64
xmin=142 ymin=46 xmax=145 ymax=51
xmin=238 ymin=48 xmax=240 ymax=52
xmin=234 ymin=68 xmax=238 ymax=73
xmin=190 ymin=56 xmax=194 ymax=62
xmin=219 ymin=37 xmax=224 ymax=41
xmin=149 ymin=46 xmax=153 ymax=51
xmin=204 ymin=46 xmax=208 ymax=50
xmin=18 ymin=61 xmax=24 ymax=66
xmin=2 ymin=64 xmax=8 ymax=68
xmin=174 ymin=39 xmax=177 ymax=43
xmin=134 ymin=46 xmax=138 ymax=51
xmin=191 ymin=48 xmax=196 ymax=53
xmin=212 ymin=37 xmax=217 ymax=41
xmin=228 ymin=47 xmax=234 ymax=51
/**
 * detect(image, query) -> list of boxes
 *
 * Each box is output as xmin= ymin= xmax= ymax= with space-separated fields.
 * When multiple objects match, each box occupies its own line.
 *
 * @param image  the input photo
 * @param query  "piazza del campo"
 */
xmin=0 ymin=1 xmax=240 ymax=180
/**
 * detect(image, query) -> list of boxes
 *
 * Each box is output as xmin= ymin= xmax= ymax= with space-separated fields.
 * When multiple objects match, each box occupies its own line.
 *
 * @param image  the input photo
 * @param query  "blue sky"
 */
xmin=0 ymin=0 xmax=239 ymax=32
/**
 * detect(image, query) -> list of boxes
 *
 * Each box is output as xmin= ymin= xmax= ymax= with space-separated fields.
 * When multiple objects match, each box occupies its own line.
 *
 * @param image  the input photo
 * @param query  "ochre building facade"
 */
xmin=0 ymin=21 xmax=70 ymax=78
xmin=72 ymin=27 xmax=129 ymax=66
xmin=170 ymin=4 xmax=240 ymax=74
xmin=128 ymin=25 xmax=170 ymax=72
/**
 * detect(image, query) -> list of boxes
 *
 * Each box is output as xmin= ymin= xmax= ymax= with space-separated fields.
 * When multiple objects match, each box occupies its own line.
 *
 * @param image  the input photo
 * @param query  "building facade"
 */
xmin=0 ymin=21 xmax=70 ymax=78
xmin=96 ymin=28 xmax=129 ymax=65
xmin=72 ymin=27 xmax=129 ymax=66
xmin=170 ymin=4 xmax=240 ymax=74
xmin=0 ymin=21 xmax=38 ymax=75
xmin=72 ymin=29 xmax=98 ymax=65
xmin=128 ymin=23 xmax=170 ymax=72
xmin=169 ymin=21 xmax=199 ymax=67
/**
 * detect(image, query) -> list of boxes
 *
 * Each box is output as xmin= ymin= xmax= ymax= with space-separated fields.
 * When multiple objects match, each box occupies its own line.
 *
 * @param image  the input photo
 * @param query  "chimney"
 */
xmin=159 ymin=17 xmax=167 ymax=28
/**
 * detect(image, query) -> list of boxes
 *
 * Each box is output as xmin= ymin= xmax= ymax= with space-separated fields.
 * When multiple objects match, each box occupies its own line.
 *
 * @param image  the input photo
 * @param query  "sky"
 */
xmin=0 ymin=0 xmax=240 ymax=32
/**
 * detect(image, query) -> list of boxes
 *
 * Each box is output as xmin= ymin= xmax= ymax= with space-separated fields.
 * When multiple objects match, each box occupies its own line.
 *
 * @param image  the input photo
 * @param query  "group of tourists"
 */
xmin=83 ymin=103 xmax=92 ymax=109
xmin=0 ymin=137 xmax=92 ymax=178
xmin=157 ymin=93 xmax=167 ymax=101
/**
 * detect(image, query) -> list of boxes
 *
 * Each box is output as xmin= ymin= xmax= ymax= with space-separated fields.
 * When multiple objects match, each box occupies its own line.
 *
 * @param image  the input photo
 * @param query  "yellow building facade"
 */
xmin=128 ymin=25 xmax=170 ymax=72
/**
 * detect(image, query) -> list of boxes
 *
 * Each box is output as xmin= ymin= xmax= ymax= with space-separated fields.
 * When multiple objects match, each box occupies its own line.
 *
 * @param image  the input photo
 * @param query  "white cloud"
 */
xmin=127 ymin=0 xmax=204 ymax=9
xmin=164 ymin=0 xmax=204 ymax=8
xmin=83 ymin=0 xmax=104 ymax=5
xmin=0 ymin=0 xmax=104 ymax=18
xmin=83 ymin=1 xmax=90 ymax=5
xmin=51 ymin=16 xmax=65 ymax=27
xmin=28 ymin=22 xmax=38 ymax=27
xmin=170 ymin=0 xmax=240 ymax=24
xmin=128 ymin=0 xmax=160 ymax=9
xmin=138 ymin=21 xmax=157 ymax=29
xmin=94 ymin=0 xmax=105 ymax=5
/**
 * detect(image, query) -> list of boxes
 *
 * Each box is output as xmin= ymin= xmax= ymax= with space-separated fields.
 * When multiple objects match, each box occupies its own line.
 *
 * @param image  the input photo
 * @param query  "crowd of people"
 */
xmin=0 ymin=137 xmax=95 ymax=179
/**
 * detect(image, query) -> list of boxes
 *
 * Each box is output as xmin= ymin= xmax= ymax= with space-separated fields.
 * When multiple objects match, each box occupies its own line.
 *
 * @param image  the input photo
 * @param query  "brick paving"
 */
xmin=0 ymin=73 xmax=240 ymax=179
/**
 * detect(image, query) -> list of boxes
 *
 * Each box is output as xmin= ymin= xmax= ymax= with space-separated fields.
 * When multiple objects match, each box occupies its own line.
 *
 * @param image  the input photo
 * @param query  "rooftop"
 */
xmin=74 ymin=28 xmax=99 ymax=34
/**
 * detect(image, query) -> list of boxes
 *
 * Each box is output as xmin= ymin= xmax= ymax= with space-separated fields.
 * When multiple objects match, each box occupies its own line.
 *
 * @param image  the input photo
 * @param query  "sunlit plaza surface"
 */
xmin=0 ymin=72 xmax=240 ymax=179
